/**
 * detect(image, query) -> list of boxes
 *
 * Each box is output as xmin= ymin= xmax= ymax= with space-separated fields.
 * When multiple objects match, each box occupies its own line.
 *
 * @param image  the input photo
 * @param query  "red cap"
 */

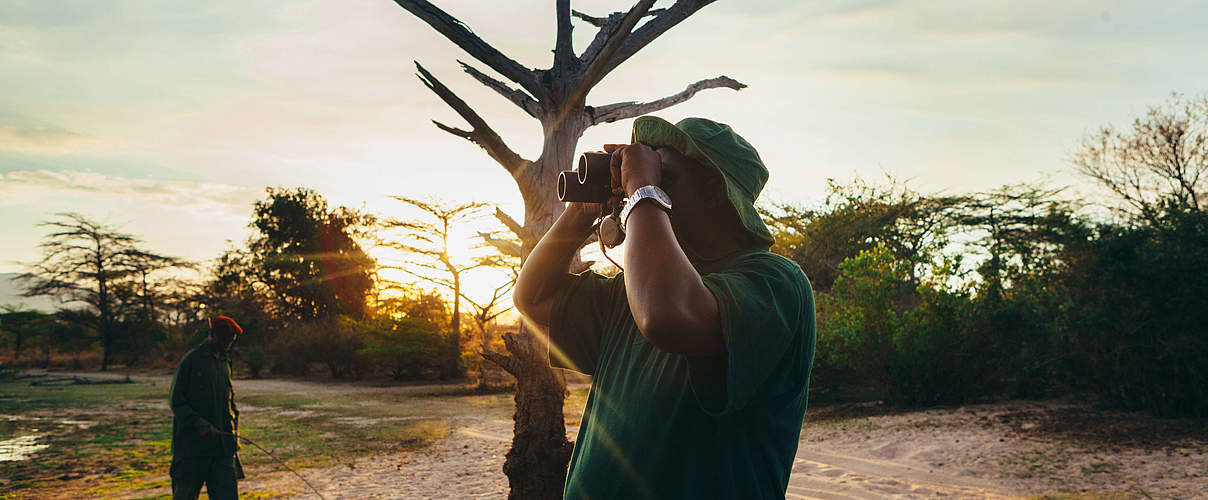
xmin=210 ymin=316 xmax=243 ymax=337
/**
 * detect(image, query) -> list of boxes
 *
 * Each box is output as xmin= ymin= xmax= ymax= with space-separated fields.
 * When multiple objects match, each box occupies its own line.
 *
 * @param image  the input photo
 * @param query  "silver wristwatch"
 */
xmin=620 ymin=185 xmax=673 ymax=231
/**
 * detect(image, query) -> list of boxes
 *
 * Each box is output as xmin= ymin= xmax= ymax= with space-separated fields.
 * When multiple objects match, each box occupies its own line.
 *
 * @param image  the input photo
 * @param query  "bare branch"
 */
xmin=479 ymin=231 xmax=524 ymax=259
xmin=415 ymin=62 xmax=529 ymax=174
xmin=598 ymin=0 xmax=717 ymax=79
xmin=572 ymin=9 xmax=608 ymax=28
xmin=572 ymin=8 xmax=665 ymax=28
xmin=554 ymin=0 xmax=574 ymax=68
xmin=575 ymin=0 xmax=656 ymax=96
xmin=587 ymin=76 xmax=746 ymax=126
xmin=458 ymin=60 xmax=540 ymax=118
xmin=432 ymin=120 xmax=474 ymax=140
xmin=480 ymin=347 xmax=517 ymax=374
xmin=493 ymin=208 xmax=530 ymax=243
xmin=548 ymin=0 xmax=656 ymax=136
xmin=390 ymin=0 xmax=543 ymax=98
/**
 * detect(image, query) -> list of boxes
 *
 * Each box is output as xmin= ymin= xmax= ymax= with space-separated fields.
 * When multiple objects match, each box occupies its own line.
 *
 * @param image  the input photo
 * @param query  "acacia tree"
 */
xmin=125 ymin=250 xmax=190 ymax=323
xmin=388 ymin=1 xmax=742 ymax=497
xmin=0 ymin=308 xmax=47 ymax=361
xmin=379 ymin=196 xmax=491 ymax=377
xmin=18 ymin=213 xmax=181 ymax=370
xmin=953 ymin=184 xmax=1081 ymax=297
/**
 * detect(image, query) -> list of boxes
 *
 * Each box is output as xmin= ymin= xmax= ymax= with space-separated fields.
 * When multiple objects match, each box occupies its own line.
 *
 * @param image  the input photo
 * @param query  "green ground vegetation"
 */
xmin=0 ymin=376 xmax=515 ymax=499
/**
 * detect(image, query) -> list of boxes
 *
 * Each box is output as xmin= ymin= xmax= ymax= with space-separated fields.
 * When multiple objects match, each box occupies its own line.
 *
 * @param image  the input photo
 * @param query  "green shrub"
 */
xmin=268 ymin=319 xmax=364 ymax=378
xmin=818 ymin=245 xmax=1008 ymax=406
xmin=239 ymin=346 xmax=268 ymax=378
xmin=354 ymin=316 xmax=445 ymax=381
xmin=1061 ymin=209 xmax=1208 ymax=417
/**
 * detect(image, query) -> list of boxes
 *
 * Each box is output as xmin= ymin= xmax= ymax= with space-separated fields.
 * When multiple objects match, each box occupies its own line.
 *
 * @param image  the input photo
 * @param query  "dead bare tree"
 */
xmin=388 ymin=1 xmax=743 ymax=497
xmin=1072 ymin=93 xmax=1208 ymax=222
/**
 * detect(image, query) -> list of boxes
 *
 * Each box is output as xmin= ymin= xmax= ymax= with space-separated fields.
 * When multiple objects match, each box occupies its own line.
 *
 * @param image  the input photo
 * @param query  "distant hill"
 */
xmin=0 ymin=273 xmax=59 ymax=312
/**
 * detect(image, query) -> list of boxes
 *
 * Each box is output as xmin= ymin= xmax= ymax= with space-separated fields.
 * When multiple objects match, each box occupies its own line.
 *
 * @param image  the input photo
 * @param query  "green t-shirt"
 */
xmin=549 ymin=250 xmax=816 ymax=500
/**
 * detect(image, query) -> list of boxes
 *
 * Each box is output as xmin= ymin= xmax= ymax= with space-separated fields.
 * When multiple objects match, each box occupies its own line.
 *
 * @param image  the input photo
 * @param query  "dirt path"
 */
xmin=235 ymin=419 xmax=1014 ymax=500
xmin=234 ymin=399 xmax=1206 ymax=500
xmin=34 ymin=372 xmax=1200 ymax=499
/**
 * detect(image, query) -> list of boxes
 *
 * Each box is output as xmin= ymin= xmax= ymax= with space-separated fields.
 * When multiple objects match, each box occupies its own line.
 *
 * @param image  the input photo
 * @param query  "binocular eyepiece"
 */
xmin=557 ymin=152 xmax=614 ymax=203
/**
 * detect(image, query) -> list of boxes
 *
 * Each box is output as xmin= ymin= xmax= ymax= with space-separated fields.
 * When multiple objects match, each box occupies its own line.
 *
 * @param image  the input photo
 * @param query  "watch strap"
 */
xmin=621 ymin=185 xmax=673 ymax=231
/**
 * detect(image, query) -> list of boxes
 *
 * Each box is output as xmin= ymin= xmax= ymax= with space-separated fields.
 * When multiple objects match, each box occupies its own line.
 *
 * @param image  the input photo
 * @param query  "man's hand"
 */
xmin=604 ymin=143 xmax=662 ymax=196
xmin=563 ymin=201 xmax=604 ymax=226
xmin=199 ymin=424 xmax=220 ymax=439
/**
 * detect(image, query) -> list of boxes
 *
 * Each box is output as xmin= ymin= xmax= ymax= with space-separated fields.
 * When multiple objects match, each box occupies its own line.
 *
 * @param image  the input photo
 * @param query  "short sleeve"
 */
xmin=549 ymin=270 xmax=624 ymax=375
xmin=689 ymin=253 xmax=814 ymax=415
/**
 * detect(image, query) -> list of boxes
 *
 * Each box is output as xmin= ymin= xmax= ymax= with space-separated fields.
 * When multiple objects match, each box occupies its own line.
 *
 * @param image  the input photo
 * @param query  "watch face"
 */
xmin=652 ymin=187 xmax=672 ymax=208
xmin=653 ymin=188 xmax=672 ymax=207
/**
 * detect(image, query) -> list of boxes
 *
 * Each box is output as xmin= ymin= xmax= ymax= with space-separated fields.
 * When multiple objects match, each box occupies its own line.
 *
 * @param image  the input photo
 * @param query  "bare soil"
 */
xmin=240 ymin=397 xmax=1206 ymax=499
xmin=11 ymin=371 xmax=1206 ymax=499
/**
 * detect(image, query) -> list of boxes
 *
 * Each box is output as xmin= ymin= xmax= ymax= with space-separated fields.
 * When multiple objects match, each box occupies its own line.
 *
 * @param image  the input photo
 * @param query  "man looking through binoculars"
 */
xmin=515 ymin=116 xmax=817 ymax=499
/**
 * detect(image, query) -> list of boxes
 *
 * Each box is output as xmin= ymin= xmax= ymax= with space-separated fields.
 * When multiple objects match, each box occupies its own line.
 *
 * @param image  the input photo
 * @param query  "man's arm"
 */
xmin=513 ymin=203 xmax=600 ymax=326
xmin=612 ymin=143 xmax=724 ymax=357
xmin=169 ymin=354 xmax=215 ymax=435
xmin=230 ymin=369 xmax=238 ymax=432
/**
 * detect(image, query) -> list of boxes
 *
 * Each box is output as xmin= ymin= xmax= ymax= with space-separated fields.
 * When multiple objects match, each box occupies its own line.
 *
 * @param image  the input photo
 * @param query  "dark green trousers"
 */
xmin=170 ymin=455 xmax=239 ymax=500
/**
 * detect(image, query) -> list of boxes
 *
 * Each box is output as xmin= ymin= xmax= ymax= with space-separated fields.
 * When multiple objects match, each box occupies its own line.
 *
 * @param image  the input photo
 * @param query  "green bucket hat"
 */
xmin=631 ymin=115 xmax=775 ymax=247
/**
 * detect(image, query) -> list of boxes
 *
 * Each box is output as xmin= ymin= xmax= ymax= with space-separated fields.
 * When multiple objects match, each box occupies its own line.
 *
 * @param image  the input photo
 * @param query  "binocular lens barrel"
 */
xmin=578 ymin=152 xmax=611 ymax=185
xmin=557 ymin=152 xmax=614 ymax=203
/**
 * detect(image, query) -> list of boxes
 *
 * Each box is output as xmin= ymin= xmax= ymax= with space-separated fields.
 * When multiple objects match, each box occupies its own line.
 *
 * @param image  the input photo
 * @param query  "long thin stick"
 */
xmin=220 ymin=431 xmax=328 ymax=500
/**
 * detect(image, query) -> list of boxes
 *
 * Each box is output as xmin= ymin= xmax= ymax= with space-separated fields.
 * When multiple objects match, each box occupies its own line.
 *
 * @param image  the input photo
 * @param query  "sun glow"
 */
xmin=370 ymin=203 xmax=518 ymax=315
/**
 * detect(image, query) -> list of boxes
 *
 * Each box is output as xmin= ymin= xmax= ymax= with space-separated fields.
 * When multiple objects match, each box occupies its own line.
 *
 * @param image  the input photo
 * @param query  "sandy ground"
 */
xmin=230 ymin=398 xmax=1205 ymax=500
xmin=29 ymin=371 xmax=1203 ymax=499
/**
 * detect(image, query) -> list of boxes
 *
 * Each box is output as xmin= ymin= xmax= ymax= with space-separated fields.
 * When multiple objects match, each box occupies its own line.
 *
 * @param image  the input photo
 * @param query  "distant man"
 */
xmin=169 ymin=316 xmax=244 ymax=500
xmin=515 ymin=116 xmax=816 ymax=499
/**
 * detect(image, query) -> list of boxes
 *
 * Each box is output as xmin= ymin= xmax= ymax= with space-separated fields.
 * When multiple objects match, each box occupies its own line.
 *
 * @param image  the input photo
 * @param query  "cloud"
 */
xmin=0 ymin=169 xmax=258 ymax=214
xmin=0 ymin=125 xmax=114 ymax=154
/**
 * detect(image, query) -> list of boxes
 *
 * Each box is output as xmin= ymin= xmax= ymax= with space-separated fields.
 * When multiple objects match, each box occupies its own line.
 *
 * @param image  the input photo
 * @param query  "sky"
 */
xmin=3 ymin=0 xmax=1208 ymax=299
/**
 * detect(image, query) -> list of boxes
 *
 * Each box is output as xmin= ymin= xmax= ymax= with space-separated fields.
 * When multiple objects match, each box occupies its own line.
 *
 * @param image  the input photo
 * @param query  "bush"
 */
xmin=269 ymin=319 xmax=364 ymax=378
xmin=818 ymin=246 xmax=1007 ymax=406
xmin=892 ymin=286 xmax=990 ymax=406
xmin=113 ymin=318 xmax=168 ymax=367
xmin=816 ymin=246 xmax=909 ymax=399
xmin=239 ymin=346 xmax=268 ymax=378
xmin=1061 ymin=209 xmax=1208 ymax=417
xmin=355 ymin=316 xmax=445 ymax=381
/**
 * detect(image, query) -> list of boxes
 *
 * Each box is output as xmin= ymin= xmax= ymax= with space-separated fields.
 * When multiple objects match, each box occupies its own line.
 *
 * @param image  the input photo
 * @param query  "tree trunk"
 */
xmin=445 ymin=274 xmax=462 ymax=378
xmin=390 ymin=4 xmax=737 ymax=495
xmin=493 ymin=110 xmax=585 ymax=500
xmin=100 ymin=327 xmax=112 ymax=371
xmin=499 ymin=327 xmax=573 ymax=500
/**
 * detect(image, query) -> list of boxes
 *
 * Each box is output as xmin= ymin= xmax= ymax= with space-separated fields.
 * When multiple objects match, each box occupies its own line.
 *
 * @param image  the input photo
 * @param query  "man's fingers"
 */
xmin=602 ymin=143 xmax=626 ymax=153
xmin=606 ymin=195 xmax=623 ymax=213
xmin=610 ymin=147 xmax=625 ymax=194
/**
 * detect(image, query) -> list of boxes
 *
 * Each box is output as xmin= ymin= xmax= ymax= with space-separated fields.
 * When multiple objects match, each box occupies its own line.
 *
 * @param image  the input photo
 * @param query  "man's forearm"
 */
xmin=514 ymin=206 xmax=598 ymax=324
xmin=623 ymin=202 xmax=723 ymax=356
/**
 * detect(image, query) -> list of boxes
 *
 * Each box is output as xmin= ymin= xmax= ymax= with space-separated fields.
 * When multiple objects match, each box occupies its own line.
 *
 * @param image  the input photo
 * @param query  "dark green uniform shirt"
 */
xmin=169 ymin=342 xmax=239 ymax=457
xmin=550 ymin=250 xmax=816 ymax=500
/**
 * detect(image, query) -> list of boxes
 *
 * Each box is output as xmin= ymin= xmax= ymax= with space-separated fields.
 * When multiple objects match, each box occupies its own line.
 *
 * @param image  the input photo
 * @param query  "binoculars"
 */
xmin=558 ymin=152 xmax=614 ymax=203
xmin=558 ymin=152 xmax=626 ymax=247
